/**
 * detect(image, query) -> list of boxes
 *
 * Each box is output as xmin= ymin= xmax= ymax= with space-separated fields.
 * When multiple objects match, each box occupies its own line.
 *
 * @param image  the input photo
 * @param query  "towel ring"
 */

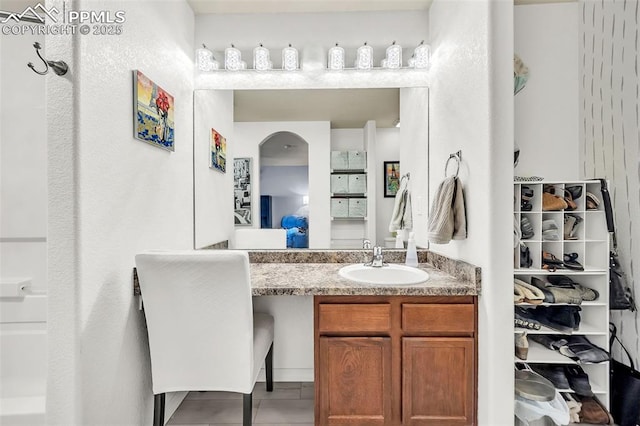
xmin=445 ymin=151 xmax=461 ymax=178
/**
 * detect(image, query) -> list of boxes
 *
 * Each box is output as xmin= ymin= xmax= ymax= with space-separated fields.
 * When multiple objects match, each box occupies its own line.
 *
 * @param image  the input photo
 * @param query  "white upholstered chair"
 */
xmin=135 ymin=250 xmax=274 ymax=426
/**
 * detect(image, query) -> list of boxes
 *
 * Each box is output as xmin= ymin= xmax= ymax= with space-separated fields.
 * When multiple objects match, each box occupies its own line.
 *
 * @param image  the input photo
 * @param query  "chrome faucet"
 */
xmin=369 ymin=246 xmax=385 ymax=268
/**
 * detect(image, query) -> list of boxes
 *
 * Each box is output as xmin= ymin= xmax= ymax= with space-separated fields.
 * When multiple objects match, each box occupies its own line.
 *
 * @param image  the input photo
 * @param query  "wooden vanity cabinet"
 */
xmin=314 ymin=296 xmax=477 ymax=426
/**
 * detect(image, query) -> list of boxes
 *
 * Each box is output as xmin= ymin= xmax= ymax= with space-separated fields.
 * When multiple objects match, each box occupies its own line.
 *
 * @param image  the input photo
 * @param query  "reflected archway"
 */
xmin=259 ymin=132 xmax=310 ymax=248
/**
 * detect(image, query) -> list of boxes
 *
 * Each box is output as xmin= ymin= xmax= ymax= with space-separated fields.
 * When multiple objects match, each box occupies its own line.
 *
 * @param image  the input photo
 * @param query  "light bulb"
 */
xmin=328 ymin=43 xmax=345 ymax=70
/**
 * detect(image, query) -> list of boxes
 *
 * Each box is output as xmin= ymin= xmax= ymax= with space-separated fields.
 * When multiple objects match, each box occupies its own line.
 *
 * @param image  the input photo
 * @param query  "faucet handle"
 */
xmin=363 ymin=239 xmax=372 ymax=249
xmin=373 ymin=246 xmax=382 ymax=256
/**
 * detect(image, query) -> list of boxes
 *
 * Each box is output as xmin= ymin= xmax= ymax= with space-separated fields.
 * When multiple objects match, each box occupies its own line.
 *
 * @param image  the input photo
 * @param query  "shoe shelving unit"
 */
xmin=513 ymin=180 xmax=610 ymax=412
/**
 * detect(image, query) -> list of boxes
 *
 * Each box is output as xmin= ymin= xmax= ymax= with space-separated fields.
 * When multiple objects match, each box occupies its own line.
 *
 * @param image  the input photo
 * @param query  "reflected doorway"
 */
xmin=259 ymin=132 xmax=309 ymax=248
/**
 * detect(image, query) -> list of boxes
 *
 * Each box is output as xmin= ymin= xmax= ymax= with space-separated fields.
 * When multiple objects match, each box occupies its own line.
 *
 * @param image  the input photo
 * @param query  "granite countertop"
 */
xmin=250 ymin=262 xmax=478 ymax=296
xmin=133 ymin=249 xmax=481 ymax=297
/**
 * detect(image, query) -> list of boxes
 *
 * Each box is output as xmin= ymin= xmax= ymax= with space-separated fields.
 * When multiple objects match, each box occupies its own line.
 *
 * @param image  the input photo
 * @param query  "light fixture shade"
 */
xmin=253 ymin=44 xmax=272 ymax=71
xmin=382 ymin=41 xmax=402 ymax=69
xmin=355 ymin=42 xmax=373 ymax=70
xmin=225 ymin=45 xmax=243 ymax=71
xmin=196 ymin=45 xmax=219 ymax=72
xmin=328 ymin=43 xmax=345 ymax=70
xmin=282 ymin=44 xmax=299 ymax=71
xmin=413 ymin=42 xmax=430 ymax=69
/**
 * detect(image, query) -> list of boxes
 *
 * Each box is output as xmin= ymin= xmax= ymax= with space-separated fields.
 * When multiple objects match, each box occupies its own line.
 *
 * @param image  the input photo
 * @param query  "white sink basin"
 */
xmin=338 ymin=263 xmax=429 ymax=285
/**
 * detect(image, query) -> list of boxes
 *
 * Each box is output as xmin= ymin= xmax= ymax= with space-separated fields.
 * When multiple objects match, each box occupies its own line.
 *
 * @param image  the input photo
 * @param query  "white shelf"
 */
xmin=515 ymin=341 xmax=576 ymax=364
xmin=513 ymin=269 xmax=608 ymax=274
xmin=516 ymin=301 xmax=607 ymax=307
xmin=331 ymin=217 xmax=367 ymax=221
xmin=330 ymin=169 xmax=366 ymax=173
xmin=514 ymin=180 xmax=610 ymax=411
xmin=514 ymin=322 xmax=605 ymax=336
xmin=330 ymin=193 xmax=366 ymax=197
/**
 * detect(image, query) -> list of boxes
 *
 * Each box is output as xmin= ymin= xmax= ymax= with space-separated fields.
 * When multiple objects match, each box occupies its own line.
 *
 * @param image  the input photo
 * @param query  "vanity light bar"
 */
xmin=197 ymin=41 xmax=430 ymax=72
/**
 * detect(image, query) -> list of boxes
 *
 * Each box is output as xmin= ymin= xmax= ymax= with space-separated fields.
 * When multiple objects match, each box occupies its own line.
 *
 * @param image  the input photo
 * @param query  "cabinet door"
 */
xmin=318 ymin=337 xmax=392 ymax=425
xmin=402 ymin=337 xmax=475 ymax=426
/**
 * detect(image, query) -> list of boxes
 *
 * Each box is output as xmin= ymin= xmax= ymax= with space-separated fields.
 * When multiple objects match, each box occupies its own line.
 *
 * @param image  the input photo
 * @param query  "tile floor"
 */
xmin=168 ymin=382 xmax=314 ymax=426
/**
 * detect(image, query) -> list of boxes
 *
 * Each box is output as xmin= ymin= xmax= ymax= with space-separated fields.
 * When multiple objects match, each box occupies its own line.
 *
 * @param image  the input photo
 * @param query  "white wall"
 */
xmin=514 ymin=3 xmax=580 ymax=179
xmin=235 ymin=122 xmax=330 ymax=248
xmin=428 ymin=1 xmax=514 ymax=424
xmin=195 ymin=10 xmax=428 ymax=70
xmin=375 ymin=128 xmax=400 ymax=245
xmin=580 ymin=0 xmax=640 ymax=366
xmin=194 ymin=90 xmax=235 ymax=248
xmin=46 ymin=0 xmax=195 ymax=424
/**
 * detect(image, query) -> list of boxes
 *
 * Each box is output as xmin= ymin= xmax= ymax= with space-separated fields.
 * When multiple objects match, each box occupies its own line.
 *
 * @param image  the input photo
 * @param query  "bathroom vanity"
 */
xmin=248 ymin=249 xmax=480 ymax=426
xmin=133 ymin=249 xmax=480 ymax=425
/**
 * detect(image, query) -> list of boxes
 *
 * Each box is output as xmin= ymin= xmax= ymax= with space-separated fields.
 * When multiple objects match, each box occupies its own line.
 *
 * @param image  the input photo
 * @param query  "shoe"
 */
xmin=531 ymin=364 xmax=570 ymax=389
xmin=586 ymin=192 xmax=601 ymax=210
xmin=520 ymin=243 xmax=532 ymax=268
xmin=563 ymin=189 xmax=578 ymax=211
xmin=514 ymin=306 xmax=542 ymax=330
xmin=578 ymin=396 xmax=613 ymax=424
xmin=543 ymin=192 xmax=569 ymax=211
xmin=514 ymin=279 xmax=545 ymax=304
xmin=563 ymin=393 xmax=582 ymax=424
xmin=530 ymin=276 xmax=555 ymax=303
xmin=558 ymin=335 xmax=610 ymax=363
xmin=563 ymin=252 xmax=584 ymax=270
xmin=565 ymin=365 xmax=594 ymax=396
xmin=542 ymin=251 xmax=564 ymax=271
xmin=520 ymin=216 xmax=534 ymax=239
xmin=515 ymin=331 xmax=528 ymax=360
xmin=565 ymin=185 xmax=583 ymax=200
xmin=564 ymin=214 xmax=583 ymax=240
xmin=531 ymin=305 xmax=582 ymax=332
xmin=542 ymin=219 xmax=560 ymax=240
xmin=548 ymin=275 xmax=599 ymax=300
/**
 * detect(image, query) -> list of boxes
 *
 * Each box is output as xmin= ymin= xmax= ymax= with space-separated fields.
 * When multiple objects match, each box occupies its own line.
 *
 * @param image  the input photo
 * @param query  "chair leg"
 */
xmin=153 ymin=393 xmax=165 ymax=426
xmin=266 ymin=343 xmax=274 ymax=392
xmin=243 ymin=392 xmax=252 ymax=426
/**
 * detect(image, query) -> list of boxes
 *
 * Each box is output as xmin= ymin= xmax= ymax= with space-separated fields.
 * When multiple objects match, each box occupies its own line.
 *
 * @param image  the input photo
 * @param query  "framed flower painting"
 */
xmin=210 ymin=128 xmax=227 ymax=173
xmin=133 ymin=70 xmax=175 ymax=151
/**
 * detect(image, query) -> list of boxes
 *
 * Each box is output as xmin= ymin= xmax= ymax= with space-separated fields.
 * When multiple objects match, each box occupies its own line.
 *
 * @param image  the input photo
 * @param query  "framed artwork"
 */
xmin=233 ymin=158 xmax=252 ymax=225
xmin=384 ymin=161 xmax=400 ymax=197
xmin=133 ymin=70 xmax=175 ymax=151
xmin=210 ymin=128 xmax=227 ymax=173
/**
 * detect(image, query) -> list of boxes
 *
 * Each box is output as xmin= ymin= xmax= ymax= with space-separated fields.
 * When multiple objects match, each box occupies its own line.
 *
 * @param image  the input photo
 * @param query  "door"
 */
xmin=402 ymin=337 xmax=475 ymax=425
xmin=318 ymin=337 xmax=392 ymax=425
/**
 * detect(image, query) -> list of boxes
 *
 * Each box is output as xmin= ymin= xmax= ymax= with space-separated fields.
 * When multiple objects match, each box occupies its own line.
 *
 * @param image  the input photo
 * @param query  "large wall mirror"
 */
xmin=194 ymin=87 xmax=429 ymax=250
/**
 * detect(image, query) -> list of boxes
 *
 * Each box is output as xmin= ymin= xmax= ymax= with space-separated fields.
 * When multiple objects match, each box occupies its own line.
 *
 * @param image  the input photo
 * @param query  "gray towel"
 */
xmin=427 ymin=176 xmax=467 ymax=244
xmin=389 ymin=178 xmax=412 ymax=232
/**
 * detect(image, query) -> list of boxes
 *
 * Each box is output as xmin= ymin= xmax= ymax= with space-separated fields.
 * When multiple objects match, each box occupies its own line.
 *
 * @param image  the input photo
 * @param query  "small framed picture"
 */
xmin=233 ymin=158 xmax=252 ymax=225
xmin=210 ymin=128 xmax=227 ymax=173
xmin=384 ymin=161 xmax=400 ymax=198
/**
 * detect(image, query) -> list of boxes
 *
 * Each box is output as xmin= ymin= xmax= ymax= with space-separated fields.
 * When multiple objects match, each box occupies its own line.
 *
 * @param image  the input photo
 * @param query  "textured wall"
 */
xmin=514 ymin=3 xmax=580 ymax=180
xmin=46 ymin=0 xmax=195 ymax=424
xmin=428 ymin=1 xmax=514 ymax=424
xmin=580 ymin=0 xmax=640 ymax=366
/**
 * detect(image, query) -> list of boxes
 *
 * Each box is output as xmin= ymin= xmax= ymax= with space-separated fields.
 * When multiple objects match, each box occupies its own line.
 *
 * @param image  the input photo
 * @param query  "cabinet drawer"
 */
xmin=318 ymin=304 xmax=391 ymax=333
xmin=402 ymin=304 xmax=474 ymax=333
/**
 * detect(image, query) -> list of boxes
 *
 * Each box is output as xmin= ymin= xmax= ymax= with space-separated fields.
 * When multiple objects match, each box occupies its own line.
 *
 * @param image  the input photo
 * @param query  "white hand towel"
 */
xmin=427 ymin=176 xmax=467 ymax=244
xmin=389 ymin=178 xmax=412 ymax=232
